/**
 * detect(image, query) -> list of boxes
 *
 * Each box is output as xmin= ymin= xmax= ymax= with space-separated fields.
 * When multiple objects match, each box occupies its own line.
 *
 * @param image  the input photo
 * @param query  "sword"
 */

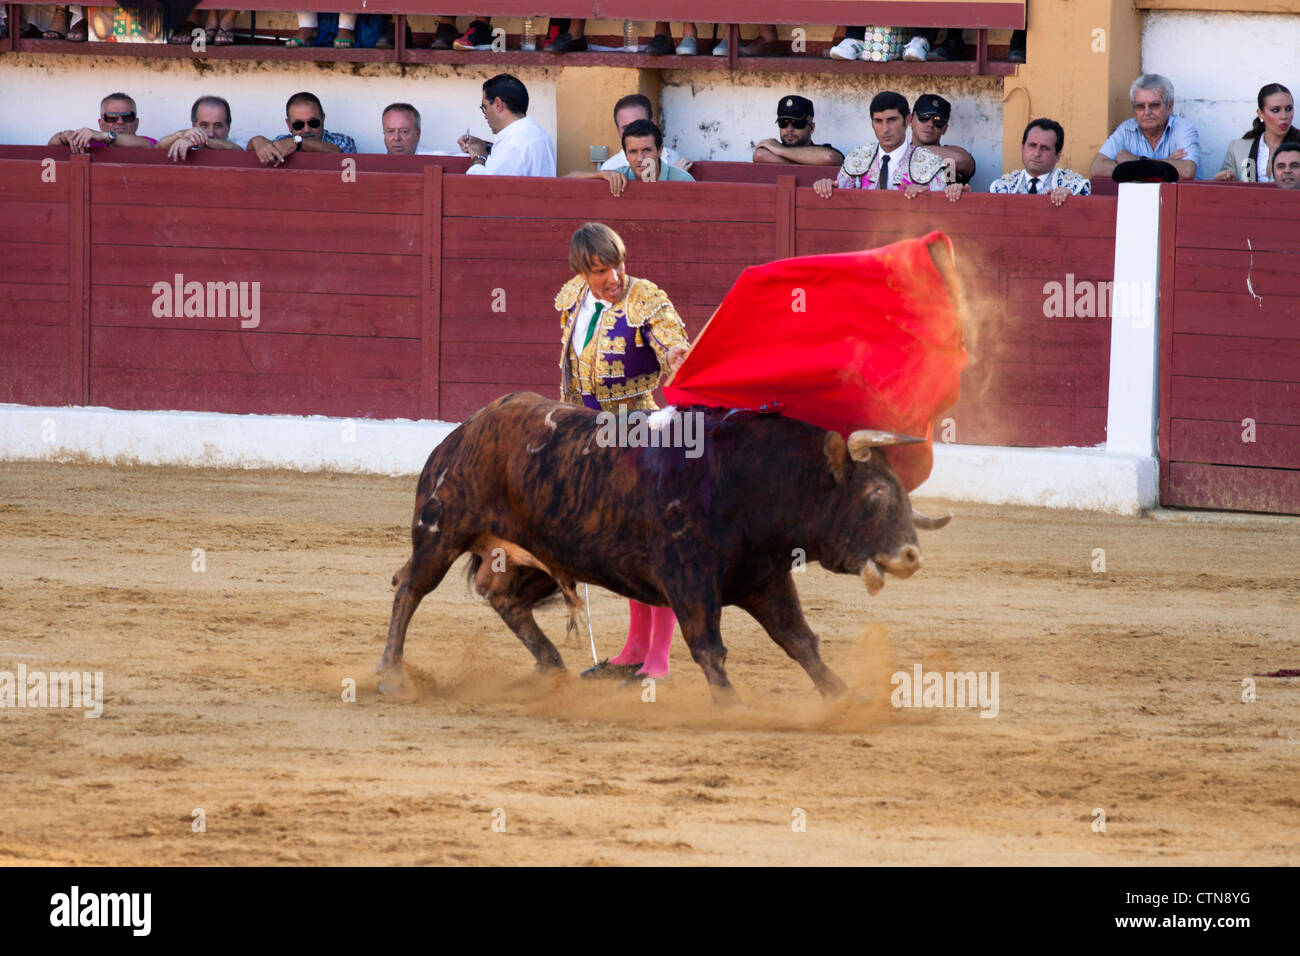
xmin=583 ymin=583 xmax=598 ymax=663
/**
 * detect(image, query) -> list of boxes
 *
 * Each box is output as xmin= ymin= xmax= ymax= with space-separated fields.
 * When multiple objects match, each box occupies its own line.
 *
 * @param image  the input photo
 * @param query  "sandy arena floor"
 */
xmin=1 ymin=461 xmax=1297 ymax=865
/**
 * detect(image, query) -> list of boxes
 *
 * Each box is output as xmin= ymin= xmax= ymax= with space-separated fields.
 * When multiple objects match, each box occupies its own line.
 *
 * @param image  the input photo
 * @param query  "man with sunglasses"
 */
xmin=48 ymin=93 xmax=156 ymax=152
xmin=248 ymin=91 xmax=357 ymax=167
xmin=907 ymin=94 xmax=974 ymax=185
xmin=753 ymin=95 xmax=844 ymax=167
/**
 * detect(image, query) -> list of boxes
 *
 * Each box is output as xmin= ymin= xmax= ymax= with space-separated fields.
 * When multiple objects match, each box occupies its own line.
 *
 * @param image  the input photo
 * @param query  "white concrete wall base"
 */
xmin=0 ymin=404 xmax=456 ymax=477
xmin=915 ymin=443 xmax=1159 ymax=516
xmin=4 ymin=404 xmax=1158 ymax=515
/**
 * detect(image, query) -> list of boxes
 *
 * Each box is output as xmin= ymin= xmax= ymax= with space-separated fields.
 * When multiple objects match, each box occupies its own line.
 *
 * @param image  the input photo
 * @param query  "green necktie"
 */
xmin=581 ymin=302 xmax=605 ymax=352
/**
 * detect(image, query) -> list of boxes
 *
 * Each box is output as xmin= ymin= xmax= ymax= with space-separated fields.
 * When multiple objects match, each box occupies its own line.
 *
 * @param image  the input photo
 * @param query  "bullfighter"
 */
xmin=556 ymin=222 xmax=690 ymax=681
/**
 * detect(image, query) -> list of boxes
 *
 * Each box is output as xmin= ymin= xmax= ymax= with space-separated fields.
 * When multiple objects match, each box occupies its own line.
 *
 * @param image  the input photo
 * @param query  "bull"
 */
xmin=378 ymin=392 xmax=949 ymax=703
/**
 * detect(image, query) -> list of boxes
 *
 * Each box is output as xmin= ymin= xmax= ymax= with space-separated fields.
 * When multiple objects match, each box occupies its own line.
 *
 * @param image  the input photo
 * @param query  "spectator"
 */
xmin=248 ymin=91 xmax=356 ymax=166
xmin=19 ymin=5 xmax=86 ymax=41
xmin=381 ymin=103 xmax=427 ymax=155
xmin=713 ymin=23 xmax=779 ymax=58
xmin=990 ymin=118 xmax=1091 ymax=205
xmin=286 ymin=12 xmax=355 ymax=47
xmin=168 ymin=9 xmax=237 ymax=45
xmin=543 ymin=17 xmax=586 ymax=53
xmin=1214 ymin=83 xmax=1297 ymax=183
xmin=752 ymin=95 xmax=844 ymax=166
xmin=458 ymin=74 xmax=556 ymax=176
xmin=452 ymin=15 xmax=493 ymax=50
xmin=907 ymin=94 xmax=975 ymax=184
xmin=813 ymin=92 xmax=965 ymax=202
xmin=568 ymin=119 xmax=694 ymax=195
xmin=1273 ymin=142 xmax=1300 ymax=190
xmin=48 ymin=93 xmax=156 ymax=151
xmin=599 ymin=94 xmax=690 ymax=173
xmin=429 ymin=15 xmax=458 ymax=49
xmin=155 ymin=95 xmax=242 ymax=162
xmin=1090 ymin=74 xmax=1200 ymax=181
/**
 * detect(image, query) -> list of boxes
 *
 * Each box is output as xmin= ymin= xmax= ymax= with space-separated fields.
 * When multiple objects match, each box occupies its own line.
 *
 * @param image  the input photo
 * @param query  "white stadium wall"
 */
xmin=1140 ymin=11 xmax=1300 ymax=180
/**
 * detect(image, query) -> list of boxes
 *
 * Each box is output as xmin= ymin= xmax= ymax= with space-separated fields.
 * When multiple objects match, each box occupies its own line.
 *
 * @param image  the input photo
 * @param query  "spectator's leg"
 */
xmin=929 ymin=27 xmax=967 ymax=61
xmin=545 ymin=16 xmax=587 ymax=53
xmin=66 ymin=3 xmax=84 ymax=40
xmin=335 ymin=11 xmax=356 ymax=46
xmin=289 ymin=12 xmax=316 ymax=46
xmin=1009 ymin=28 xmax=1025 ymax=62
xmin=431 ymin=15 xmax=458 ymax=49
xmin=829 ymin=25 xmax=866 ymax=59
xmin=672 ymin=20 xmax=696 ymax=55
xmin=903 ymin=26 xmax=935 ymax=60
xmin=453 ymin=15 xmax=492 ymax=50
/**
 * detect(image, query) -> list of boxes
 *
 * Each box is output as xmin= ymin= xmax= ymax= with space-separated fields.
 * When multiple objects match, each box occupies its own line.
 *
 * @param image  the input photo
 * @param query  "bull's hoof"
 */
xmin=375 ymin=663 xmax=410 ymax=695
xmin=710 ymin=686 xmax=744 ymax=709
xmin=580 ymin=659 xmax=643 ymax=681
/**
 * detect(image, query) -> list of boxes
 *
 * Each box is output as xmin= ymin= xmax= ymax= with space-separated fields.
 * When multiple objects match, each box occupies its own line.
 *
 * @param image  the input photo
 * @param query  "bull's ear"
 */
xmin=847 ymin=429 xmax=925 ymax=462
xmin=824 ymin=432 xmax=851 ymax=485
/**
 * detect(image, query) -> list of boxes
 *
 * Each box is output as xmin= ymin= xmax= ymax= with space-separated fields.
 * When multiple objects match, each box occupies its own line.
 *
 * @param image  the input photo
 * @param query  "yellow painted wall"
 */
xmin=1002 ymin=0 xmax=1143 ymax=175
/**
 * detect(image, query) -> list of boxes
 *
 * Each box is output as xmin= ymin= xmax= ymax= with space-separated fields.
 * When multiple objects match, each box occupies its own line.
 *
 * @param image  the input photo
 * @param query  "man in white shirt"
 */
xmin=599 ymin=93 xmax=692 ymax=175
xmin=458 ymin=74 xmax=557 ymax=177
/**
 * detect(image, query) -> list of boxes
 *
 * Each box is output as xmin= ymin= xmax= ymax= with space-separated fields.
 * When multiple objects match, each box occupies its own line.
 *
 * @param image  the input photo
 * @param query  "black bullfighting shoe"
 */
xmin=580 ymin=659 xmax=643 ymax=680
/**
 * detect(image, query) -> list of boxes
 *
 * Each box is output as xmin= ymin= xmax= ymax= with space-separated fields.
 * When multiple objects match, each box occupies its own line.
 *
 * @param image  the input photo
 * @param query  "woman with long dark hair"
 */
xmin=1215 ymin=83 xmax=1297 ymax=182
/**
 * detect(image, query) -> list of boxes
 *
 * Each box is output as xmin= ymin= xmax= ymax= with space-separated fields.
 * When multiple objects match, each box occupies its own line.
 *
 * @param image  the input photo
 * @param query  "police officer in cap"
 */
xmin=753 ymin=95 xmax=845 ymax=166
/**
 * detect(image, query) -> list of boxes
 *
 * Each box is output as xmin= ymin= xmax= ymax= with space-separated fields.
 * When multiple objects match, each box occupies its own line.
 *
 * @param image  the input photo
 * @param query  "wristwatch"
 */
xmin=104 ymin=130 xmax=117 ymax=145
xmin=471 ymin=155 xmax=487 ymax=166
xmin=293 ymin=134 xmax=303 ymax=146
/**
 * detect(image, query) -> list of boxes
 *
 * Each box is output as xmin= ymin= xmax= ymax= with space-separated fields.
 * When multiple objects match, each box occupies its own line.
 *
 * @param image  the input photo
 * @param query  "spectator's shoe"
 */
xmin=1008 ymin=28 xmax=1025 ymax=62
xmin=646 ymin=32 xmax=674 ymax=55
xmin=902 ymin=36 xmax=929 ymax=61
xmin=927 ymin=33 xmax=967 ymax=61
xmin=740 ymin=39 xmax=780 ymax=57
xmin=545 ymin=31 xmax=587 ymax=53
xmin=711 ymin=39 xmax=728 ymax=56
xmin=828 ymin=37 xmax=864 ymax=60
xmin=430 ymin=22 xmax=458 ymax=49
xmin=452 ymin=19 xmax=491 ymax=50
xmin=1008 ymin=46 xmax=1025 ymax=63
xmin=675 ymin=35 xmax=697 ymax=55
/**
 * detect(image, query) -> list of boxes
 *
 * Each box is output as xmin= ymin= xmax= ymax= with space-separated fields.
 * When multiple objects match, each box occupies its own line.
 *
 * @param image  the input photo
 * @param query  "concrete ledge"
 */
xmin=915 ymin=443 xmax=1159 ymax=515
xmin=2 ymin=404 xmax=1158 ymax=514
xmin=0 ymin=404 xmax=456 ymax=477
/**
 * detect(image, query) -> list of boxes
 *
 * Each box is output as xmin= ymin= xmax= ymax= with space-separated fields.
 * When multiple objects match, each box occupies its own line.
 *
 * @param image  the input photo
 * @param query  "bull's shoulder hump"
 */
xmin=555 ymin=275 xmax=587 ymax=313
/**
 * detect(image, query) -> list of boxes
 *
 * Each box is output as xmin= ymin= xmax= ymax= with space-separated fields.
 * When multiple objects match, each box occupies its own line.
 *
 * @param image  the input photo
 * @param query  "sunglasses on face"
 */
xmin=777 ymin=117 xmax=809 ymax=130
xmin=102 ymin=112 xmax=136 ymax=122
xmin=290 ymin=117 xmax=323 ymax=131
xmin=916 ymin=113 xmax=947 ymax=128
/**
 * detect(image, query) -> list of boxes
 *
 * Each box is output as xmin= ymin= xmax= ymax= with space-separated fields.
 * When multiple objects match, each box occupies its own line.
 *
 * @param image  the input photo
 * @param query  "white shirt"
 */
xmin=467 ymin=115 xmax=556 ymax=177
xmin=602 ymin=145 xmax=682 ymax=171
xmin=570 ymin=290 xmax=614 ymax=360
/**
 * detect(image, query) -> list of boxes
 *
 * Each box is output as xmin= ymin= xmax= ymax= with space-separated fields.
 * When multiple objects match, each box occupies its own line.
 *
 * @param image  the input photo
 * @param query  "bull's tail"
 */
xmin=464 ymin=553 xmax=483 ymax=593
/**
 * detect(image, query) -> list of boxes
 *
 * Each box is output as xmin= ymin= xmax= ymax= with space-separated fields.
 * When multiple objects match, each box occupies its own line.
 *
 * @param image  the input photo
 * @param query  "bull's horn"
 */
xmin=847 ymin=429 xmax=926 ymax=461
xmin=912 ymin=510 xmax=952 ymax=530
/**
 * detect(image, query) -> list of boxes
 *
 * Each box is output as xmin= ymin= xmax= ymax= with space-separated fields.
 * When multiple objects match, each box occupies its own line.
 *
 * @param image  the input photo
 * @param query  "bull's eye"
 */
xmin=862 ymin=483 xmax=888 ymax=500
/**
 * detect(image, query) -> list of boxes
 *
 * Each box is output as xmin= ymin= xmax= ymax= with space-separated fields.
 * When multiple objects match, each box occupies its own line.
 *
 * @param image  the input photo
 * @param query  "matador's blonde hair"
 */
xmin=568 ymin=222 xmax=627 ymax=274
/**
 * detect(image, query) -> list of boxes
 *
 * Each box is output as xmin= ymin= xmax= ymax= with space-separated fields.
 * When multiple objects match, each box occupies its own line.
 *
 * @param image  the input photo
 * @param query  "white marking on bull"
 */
xmin=648 ymin=406 xmax=677 ymax=431
xmin=526 ymin=409 xmax=561 ymax=453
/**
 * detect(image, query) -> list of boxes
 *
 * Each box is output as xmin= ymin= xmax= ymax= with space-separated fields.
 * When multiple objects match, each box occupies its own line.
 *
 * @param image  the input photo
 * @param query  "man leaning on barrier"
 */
xmin=48 ymin=92 xmax=156 ymax=152
xmin=556 ymin=223 xmax=690 ymax=682
xmin=247 ymin=91 xmax=357 ymax=167
xmin=155 ymin=96 xmax=242 ymax=162
xmin=990 ymin=118 xmax=1091 ymax=205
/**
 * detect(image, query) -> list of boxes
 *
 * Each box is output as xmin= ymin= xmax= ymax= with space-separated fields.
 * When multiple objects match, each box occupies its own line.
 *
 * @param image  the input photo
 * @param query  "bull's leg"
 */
xmin=671 ymin=596 xmax=739 ymax=705
xmin=377 ymin=538 xmax=461 ymax=686
xmin=737 ymin=572 xmax=848 ymax=698
xmin=479 ymin=565 xmax=566 ymax=672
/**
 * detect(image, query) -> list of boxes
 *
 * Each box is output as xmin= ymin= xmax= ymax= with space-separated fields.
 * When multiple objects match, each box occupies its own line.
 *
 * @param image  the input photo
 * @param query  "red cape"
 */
xmin=663 ymin=231 xmax=967 ymax=491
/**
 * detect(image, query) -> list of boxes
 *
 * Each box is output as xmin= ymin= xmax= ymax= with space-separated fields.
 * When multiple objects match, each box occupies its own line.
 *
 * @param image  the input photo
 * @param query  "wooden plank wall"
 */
xmin=0 ymin=156 xmax=1115 ymax=452
xmin=796 ymin=190 xmax=1117 ymax=447
xmin=1161 ymin=183 xmax=1300 ymax=515
xmin=0 ymin=157 xmax=79 ymax=406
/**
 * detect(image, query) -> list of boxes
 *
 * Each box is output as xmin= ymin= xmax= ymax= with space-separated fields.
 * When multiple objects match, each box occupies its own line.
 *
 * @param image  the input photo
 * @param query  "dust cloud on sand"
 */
xmin=2 ymin=462 xmax=1298 ymax=865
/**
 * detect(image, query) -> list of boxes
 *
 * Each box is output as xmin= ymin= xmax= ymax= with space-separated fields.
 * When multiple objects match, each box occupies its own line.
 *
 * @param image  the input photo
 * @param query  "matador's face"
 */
xmin=581 ymin=258 xmax=627 ymax=304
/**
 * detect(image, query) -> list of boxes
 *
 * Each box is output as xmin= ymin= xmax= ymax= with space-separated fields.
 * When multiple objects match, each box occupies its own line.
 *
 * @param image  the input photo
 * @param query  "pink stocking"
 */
xmin=609 ymin=599 xmax=653 ymax=665
xmin=637 ymin=606 xmax=677 ymax=678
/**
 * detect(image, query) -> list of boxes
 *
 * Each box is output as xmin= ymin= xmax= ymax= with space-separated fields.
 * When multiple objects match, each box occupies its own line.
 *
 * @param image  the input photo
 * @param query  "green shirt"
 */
xmin=613 ymin=162 xmax=695 ymax=182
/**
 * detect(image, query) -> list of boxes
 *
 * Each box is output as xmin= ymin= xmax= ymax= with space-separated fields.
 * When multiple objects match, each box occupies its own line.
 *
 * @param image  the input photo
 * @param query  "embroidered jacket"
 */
xmin=836 ymin=141 xmax=947 ymax=191
xmin=555 ymin=275 xmax=689 ymax=412
xmin=990 ymin=167 xmax=1091 ymax=195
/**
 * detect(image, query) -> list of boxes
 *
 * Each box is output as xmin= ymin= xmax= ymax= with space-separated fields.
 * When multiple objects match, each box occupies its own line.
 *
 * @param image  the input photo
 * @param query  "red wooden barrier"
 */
xmin=0 ymin=155 xmax=1109 ymax=452
xmin=1159 ymin=182 xmax=1300 ymax=514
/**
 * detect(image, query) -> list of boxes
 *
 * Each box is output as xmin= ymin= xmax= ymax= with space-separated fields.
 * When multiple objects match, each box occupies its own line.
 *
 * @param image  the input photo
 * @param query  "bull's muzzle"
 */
xmin=861 ymin=545 xmax=923 ymax=595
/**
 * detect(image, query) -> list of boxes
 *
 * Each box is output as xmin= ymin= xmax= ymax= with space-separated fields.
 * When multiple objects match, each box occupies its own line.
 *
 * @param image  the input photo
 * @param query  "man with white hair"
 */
xmin=1090 ymin=74 xmax=1200 ymax=180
